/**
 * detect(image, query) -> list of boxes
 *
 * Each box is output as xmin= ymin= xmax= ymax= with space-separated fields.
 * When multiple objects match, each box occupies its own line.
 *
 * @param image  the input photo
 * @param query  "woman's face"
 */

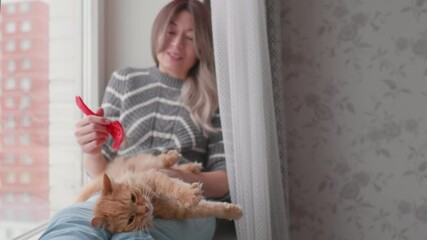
xmin=157 ymin=10 xmax=198 ymax=80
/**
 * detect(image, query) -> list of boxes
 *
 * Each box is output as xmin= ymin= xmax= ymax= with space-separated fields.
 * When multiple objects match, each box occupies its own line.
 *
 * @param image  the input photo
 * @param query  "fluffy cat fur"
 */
xmin=75 ymin=150 xmax=243 ymax=233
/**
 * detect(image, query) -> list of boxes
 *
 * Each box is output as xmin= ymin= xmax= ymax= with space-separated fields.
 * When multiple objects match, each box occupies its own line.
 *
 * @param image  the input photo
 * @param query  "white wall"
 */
xmin=103 ymin=0 xmax=169 ymax=92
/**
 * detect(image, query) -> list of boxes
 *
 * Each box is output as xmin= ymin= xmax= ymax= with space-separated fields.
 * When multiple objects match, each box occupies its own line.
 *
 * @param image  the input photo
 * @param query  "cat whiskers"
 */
xmin=141 ymin=187 xmax=155 ymax=201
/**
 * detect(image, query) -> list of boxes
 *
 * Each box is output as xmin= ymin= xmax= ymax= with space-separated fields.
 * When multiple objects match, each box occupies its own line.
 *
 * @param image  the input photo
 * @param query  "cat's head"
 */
xmin=91 ymin=174 xmax=154 ymax=233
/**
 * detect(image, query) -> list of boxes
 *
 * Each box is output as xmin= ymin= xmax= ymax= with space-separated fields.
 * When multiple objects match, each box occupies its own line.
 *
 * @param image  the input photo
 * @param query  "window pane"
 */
xmin=20 ymin=39 xmax=31 ymax=51
xmin=6 ymin=40 xmax=15 ymax=52
xmin=6 ymin=4 xmax=16 ymax=14
xmin=21 ymin=20 xmax=31 ymax=33
xmin=7 ymin=60 xmax=16 ymax=72
xmin=0 ymin=0 xmax=83 ymax=238
xmin=5 ymin=78 xmax=16 ymax=90
xmin=21 ymin=58 xmax=31 ymax=70
xmin=20 ymin=77 xmax=32 ymax=92
xmin=6 ymin=22 xmax=16 ymax=33
xmin=20 ymin=2 xmax=31 ymax=13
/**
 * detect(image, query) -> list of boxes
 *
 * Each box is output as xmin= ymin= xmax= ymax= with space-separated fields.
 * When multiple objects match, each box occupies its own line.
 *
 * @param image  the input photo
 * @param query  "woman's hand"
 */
xmin=74 ymin=108 xmax=111 ymax=155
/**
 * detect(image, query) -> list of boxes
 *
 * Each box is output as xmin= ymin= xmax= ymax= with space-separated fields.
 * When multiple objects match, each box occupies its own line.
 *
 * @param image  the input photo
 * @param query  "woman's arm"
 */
xmin=83 ymin=152 xmax=109 ymax=178
xmin=75 ymin=109 xmax=111 ymax=178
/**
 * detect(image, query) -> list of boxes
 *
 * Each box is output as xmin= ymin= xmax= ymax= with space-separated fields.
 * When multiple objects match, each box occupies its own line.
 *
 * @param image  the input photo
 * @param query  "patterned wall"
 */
xmin=281 ymin=0 xmax=427 ymax=239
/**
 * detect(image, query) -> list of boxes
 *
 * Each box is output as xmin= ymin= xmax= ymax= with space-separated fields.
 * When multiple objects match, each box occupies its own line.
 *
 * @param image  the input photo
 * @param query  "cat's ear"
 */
xmin=102 ymin=174 xmax=113 ymax=195
xmin=91 ymin=216 xmax=108 ymax=228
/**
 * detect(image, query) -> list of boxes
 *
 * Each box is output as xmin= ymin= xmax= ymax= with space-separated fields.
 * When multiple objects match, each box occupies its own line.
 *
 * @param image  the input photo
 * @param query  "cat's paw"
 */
xmin=177 ymin=162 xmax=202 ymax=173
xmin=223 ymin=203 xmax=243 ymax=220
xmin=181 ymin=182 xmax=203 ymax=208
xmin=163 ymin=150 xmax=180 ymax=168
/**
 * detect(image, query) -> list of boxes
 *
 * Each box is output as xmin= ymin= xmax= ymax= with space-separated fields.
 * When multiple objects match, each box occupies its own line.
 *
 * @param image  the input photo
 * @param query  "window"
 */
xmin=6 ymin=78 xmax=16 ymax=90
xmin=6 ymin=4 xmax=16 ymax=14
xmin=5 ymin=154 xmax=15 ymax=164
xmin=20 ymin=77 xmax=32 ymax=92
xmin=20 ymin=134 xmax=30 ymax=145
xmin=21 ymin=193 xmax=31 ymax=203
xmin=0 ymin=0 xmax=89 ymax=238
xmin=20 ymin=154 xmax=33 ymax=165
xmin=6 ymin=22 xmax=16 ymax=33
xmin=7 ymin=173 xmax=16 ymax=184
xmin=5 ymin=192 xmax=15 ymax=203
xmin=20 ymin=2 xmax=31 ymax=13
xmin=4 ymin=135 xmax=15 ymax=146
xmin=20 ymin=39 xmax=31 ymax=51
xmin=7 ymin=60 xmax=16 ymax=72
xmin=5 ymin=116 xmax=16 ymax=129
xmin=20 ymin=172 xmax=31 ymax=184
xmin=21 ymin=115 xmax=32 ymax=127
xmin=5 ymin=97 xmax=15 ymax=109
xmin=22 ymin=58 xmax=31 ymax=70
xmin=6 ymin=41 xmax=16 ymax=52
xmin=20 ymin=96 xmax=30 ymax=109
xmin=21 ymin=20 xmax=31 ymax=33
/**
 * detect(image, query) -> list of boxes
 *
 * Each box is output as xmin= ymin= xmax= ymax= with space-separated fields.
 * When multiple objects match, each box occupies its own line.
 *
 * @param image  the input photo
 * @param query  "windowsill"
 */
xmin=11 ymin=222 xmax=48 ymax=240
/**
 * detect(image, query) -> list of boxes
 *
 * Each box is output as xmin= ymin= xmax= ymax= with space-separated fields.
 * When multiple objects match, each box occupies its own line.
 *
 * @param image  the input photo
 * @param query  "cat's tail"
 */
xmin=74 ymin=175 xmax=103 ymax=202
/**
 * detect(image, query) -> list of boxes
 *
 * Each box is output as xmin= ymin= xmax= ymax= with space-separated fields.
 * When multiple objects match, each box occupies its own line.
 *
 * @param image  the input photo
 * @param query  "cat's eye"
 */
xmin=128 ymin=215 xmax=135 ymax=225
xmin=131 ymin=194 xmax=136 ymax=203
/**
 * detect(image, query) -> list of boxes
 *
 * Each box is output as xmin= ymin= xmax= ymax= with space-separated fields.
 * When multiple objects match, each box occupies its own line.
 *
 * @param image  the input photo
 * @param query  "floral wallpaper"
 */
xmin=281 ymin=0 xmax=427 ymax=239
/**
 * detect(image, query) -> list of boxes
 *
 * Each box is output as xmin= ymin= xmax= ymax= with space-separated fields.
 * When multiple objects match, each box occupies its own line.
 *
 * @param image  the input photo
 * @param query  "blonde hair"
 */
xmin=151 ymin=0 xmax=218 ymax=134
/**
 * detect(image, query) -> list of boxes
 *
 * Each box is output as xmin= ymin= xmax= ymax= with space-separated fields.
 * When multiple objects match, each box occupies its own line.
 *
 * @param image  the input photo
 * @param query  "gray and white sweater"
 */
xmin=101 ymin=67 xmax=225 ymax=172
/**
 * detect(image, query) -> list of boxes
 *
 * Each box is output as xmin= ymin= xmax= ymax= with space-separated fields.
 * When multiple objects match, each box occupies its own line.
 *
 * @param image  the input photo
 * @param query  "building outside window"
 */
xmin=0 ymin=0 xmax=86 ymax=239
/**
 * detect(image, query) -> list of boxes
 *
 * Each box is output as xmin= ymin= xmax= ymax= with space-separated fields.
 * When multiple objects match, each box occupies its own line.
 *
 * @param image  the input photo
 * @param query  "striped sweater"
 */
xmin=101 ymin=66 xmax=225 ymax=172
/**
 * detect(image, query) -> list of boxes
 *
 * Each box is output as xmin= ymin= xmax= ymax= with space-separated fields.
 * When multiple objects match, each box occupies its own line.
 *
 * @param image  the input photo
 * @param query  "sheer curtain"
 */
xmin=211 ymin=0 xmax=289 ymax=240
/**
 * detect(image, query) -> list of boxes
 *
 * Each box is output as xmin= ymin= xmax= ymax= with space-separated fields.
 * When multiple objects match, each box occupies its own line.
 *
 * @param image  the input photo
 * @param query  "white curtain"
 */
xmin=211 ymin=0 xmax=289 ymax=240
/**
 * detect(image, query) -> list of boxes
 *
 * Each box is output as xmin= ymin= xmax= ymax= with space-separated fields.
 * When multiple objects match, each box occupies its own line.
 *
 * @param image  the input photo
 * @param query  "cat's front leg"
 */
xmin=173 ymin=162 xmax=202 ymax=173
xmin=158 ymin=150 xmax=180 ymax=168
xmin=142 ymin=170 xmax=203 ymax=208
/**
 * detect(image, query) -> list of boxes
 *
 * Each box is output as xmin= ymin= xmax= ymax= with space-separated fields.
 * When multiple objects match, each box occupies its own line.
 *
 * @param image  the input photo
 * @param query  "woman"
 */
xmin=40 ymin=0 xmax=228 ymax=239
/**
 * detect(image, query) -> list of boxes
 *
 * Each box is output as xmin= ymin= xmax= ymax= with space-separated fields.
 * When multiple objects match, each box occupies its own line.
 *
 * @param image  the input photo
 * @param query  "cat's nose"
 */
xmin=137 ymin=205 xmax=147 ymax=215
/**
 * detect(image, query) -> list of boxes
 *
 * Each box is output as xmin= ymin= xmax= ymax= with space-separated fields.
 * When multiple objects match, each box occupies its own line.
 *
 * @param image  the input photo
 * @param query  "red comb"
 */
xmin=75 ymin=96 xmax=125 ymax=150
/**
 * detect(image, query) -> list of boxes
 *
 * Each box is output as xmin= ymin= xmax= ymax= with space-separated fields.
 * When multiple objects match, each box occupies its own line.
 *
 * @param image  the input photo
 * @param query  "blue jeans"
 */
xmin=39 ymin=200 xmax=216 ymax=240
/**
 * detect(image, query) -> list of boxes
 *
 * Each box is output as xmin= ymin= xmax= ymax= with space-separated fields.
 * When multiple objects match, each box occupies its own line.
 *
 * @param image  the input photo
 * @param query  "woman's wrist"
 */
xmin=83 ymin=152 xmax=107 ymax=178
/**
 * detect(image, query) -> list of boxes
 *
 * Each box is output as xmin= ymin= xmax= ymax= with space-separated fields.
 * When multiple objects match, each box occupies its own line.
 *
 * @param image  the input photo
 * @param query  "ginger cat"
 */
xmin=75 ymin=150 xmax=242 ymax=234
